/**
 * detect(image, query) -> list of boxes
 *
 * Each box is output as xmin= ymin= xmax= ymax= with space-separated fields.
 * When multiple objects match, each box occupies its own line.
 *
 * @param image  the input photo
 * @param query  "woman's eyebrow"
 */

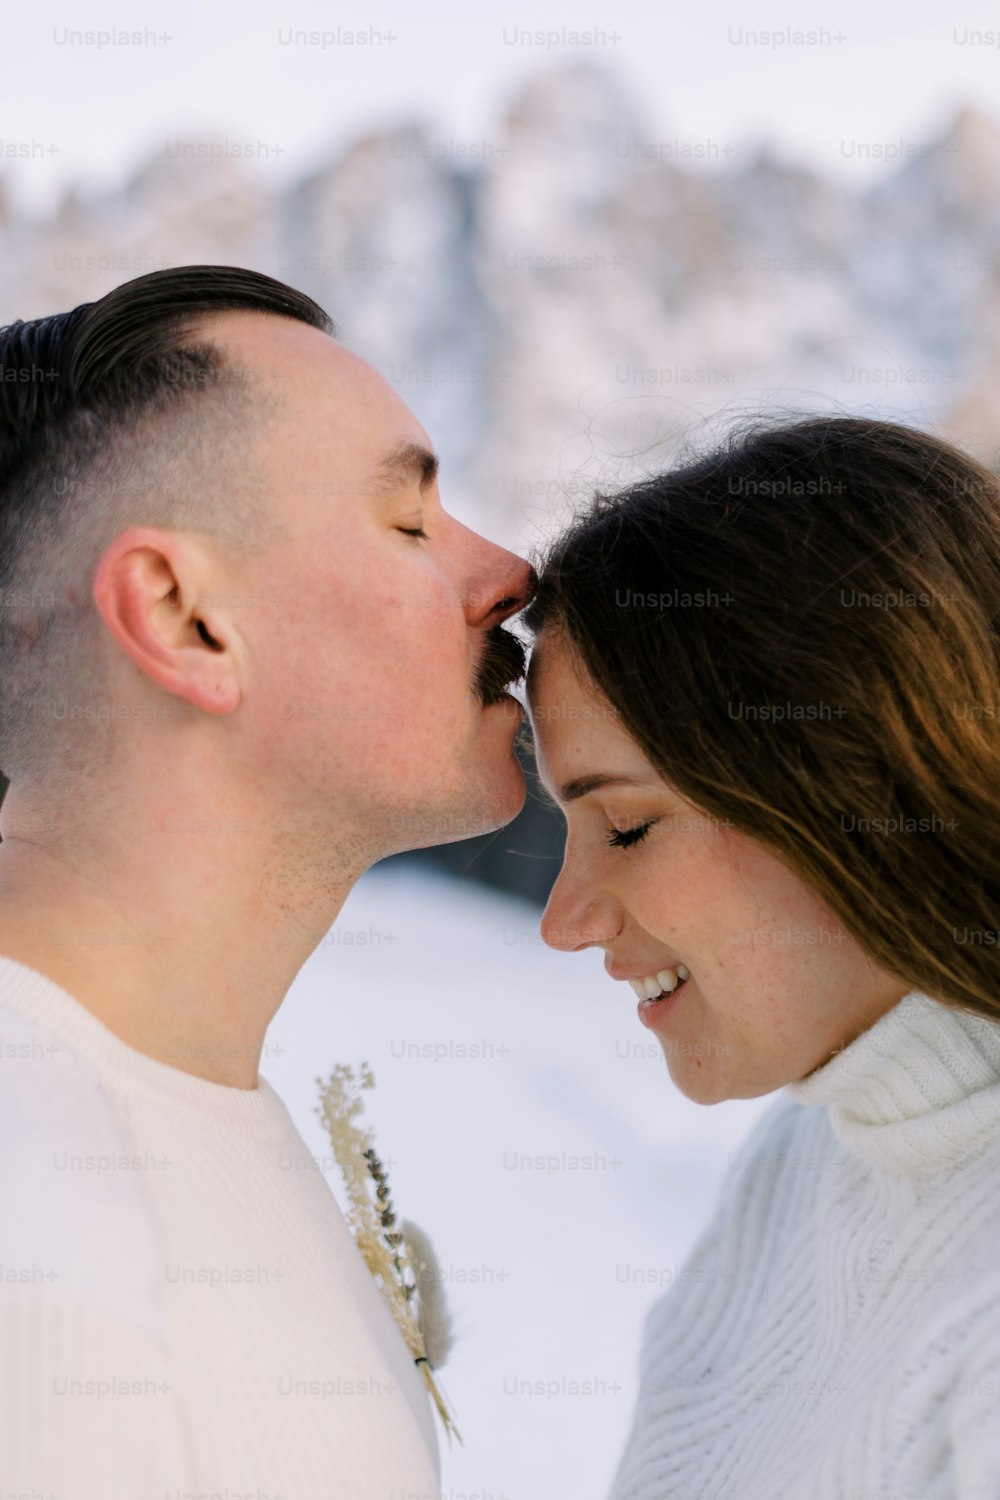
xmin=557 ymin=773 xmax=642 ymax=803
xmin=532 ymin=769 xmax=652 ymax=812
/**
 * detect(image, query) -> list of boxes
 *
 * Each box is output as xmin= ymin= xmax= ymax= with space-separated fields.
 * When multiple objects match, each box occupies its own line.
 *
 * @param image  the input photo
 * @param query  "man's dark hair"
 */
xmin=0 ymin=264 xmax=333 ymax=787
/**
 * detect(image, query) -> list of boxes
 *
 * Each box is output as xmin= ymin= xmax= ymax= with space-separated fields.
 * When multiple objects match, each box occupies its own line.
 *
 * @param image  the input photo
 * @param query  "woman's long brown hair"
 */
xmin=525 ymin=416 xmax=1000 ymax=1023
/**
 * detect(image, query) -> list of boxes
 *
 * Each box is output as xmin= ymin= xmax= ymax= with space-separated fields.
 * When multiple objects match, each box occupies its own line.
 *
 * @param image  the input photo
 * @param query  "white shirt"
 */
xmin=0 ymin=953 xmax=440 ymax=1499
xmin=609 ymin=989 xmax=1000 ymax=1500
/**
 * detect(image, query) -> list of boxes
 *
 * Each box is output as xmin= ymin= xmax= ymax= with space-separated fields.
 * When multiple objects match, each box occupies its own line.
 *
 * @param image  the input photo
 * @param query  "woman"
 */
xmin=524 ymin=416 xmax=1000 ymax=1500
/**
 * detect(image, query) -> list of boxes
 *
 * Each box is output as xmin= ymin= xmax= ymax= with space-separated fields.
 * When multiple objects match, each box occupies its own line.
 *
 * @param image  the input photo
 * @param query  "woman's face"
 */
xmin=527 ymin=629 xmax=908 ymax=1103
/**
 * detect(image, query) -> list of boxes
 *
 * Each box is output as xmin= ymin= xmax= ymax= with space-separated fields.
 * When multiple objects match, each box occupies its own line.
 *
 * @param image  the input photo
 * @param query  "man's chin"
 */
xmin=451 ymin=758 xmax=527 ymax=847
xmin=479 ymin=760 xmax=528 ymax=833
xmin=378 ymin=699 xmax=527 ymax=855
xmin=397 ymin=763 xmax=527 ymax=855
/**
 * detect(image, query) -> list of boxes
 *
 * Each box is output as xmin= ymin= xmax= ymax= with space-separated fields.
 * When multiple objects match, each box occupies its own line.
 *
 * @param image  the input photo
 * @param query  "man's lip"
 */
xmin=474 ymin=675 xmax=526 ymax=705
xmin=488 ymin=693 xmax=527 ymax=717
xmin=486 ymin=695 xmax=524 ymax=716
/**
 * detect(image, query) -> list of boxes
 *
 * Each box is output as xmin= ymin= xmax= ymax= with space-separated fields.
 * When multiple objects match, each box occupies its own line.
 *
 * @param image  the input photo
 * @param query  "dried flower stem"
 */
xmin=315 ymin=1063 xmax=462 ymax=1445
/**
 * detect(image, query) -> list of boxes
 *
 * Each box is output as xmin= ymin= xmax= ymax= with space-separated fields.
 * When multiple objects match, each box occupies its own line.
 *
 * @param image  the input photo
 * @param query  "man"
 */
xmin=0 ymin=265 xmax=533 ymax=1498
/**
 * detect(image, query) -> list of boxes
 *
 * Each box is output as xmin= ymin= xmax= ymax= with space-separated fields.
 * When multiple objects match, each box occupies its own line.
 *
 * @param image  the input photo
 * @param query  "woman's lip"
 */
xmin=636 ymin=975 xmax=690 ymax=1029
xmin=608 ymin=963 xmax=686 ymax=983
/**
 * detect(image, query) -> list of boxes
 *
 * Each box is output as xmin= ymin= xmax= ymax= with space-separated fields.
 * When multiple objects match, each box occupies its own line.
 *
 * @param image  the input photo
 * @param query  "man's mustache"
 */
xmin=474 ymin=624 xmax=527 ymax=707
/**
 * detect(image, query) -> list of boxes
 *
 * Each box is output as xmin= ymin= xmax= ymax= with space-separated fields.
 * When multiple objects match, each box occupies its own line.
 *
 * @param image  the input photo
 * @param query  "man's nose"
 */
xmin=465 ymin=536 xmax=537 ymax=628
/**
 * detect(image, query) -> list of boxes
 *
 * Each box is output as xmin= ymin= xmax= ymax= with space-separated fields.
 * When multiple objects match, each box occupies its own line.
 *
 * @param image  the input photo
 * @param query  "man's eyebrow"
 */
xmin=373 ymin=441 xmax=439 ymax=492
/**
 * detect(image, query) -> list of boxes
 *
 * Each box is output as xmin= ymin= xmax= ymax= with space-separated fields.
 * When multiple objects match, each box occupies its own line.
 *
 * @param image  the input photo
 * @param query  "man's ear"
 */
xmin=92 ymin=527 xmax=242 ymax=716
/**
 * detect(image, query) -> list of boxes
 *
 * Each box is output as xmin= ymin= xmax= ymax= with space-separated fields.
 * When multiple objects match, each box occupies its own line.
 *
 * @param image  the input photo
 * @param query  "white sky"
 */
xmin=3 ymin=0 xmax=999 ymax=215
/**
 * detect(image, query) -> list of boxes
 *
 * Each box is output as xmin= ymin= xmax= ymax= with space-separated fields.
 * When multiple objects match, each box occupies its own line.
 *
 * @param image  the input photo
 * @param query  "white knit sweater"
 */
xmin=609 ymin=988 xmax=1000 ymax=1500
xmin=0 ymin=954 xmax=440 ymax=1500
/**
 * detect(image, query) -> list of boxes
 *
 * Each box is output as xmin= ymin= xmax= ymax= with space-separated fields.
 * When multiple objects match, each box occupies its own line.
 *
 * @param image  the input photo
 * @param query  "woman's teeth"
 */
xmin=629 ymin=964 xmax=690 ymax=1002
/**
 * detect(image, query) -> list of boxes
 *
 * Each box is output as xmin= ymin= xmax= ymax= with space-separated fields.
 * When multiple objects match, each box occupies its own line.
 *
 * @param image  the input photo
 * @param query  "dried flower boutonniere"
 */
xmin=315 ymin=1062 xmax=462 ymax=1445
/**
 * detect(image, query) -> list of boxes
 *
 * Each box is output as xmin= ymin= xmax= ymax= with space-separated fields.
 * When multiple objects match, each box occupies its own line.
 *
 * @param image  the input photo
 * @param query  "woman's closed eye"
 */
xmin=606 ymin=820 xmax=656 ymax=850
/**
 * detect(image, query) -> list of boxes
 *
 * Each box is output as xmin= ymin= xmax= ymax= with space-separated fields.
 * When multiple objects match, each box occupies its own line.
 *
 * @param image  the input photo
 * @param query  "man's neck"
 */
xmin=0 ymin=828 xmax=356 ymax=1088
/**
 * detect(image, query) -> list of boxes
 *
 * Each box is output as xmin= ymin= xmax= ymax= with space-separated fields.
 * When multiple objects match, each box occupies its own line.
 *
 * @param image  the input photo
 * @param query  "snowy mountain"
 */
xmin=2 ymin=63 xmax=997 ymax=550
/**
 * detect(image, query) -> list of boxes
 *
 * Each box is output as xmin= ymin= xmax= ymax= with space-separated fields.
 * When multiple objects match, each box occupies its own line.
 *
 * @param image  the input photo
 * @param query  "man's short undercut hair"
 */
xmin=0 ymin=264 xmax=334 ymax=788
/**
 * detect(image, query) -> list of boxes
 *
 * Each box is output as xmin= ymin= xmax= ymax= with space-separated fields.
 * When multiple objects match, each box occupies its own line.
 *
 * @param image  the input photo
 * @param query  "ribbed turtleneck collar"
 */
xmin=783 ymin=989 xmax=1000 ymax=1174
xmin=0 ymin=953 xmax=294 ymax=1144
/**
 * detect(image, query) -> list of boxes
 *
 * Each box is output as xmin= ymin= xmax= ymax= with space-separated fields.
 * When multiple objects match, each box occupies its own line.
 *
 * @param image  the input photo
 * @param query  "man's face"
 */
xmin=204 ymin=311 xmax=533 ymax=857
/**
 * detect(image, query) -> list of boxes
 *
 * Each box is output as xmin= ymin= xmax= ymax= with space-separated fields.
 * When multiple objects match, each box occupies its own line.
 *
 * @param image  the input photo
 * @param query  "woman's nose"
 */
xmin=540 ymin=864 xmax=620 ymax=953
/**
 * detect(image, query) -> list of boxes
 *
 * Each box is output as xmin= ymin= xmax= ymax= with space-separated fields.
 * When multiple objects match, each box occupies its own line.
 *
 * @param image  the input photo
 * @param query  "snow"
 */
xmin=262 ymin=861 xmax=774 ymax=1498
